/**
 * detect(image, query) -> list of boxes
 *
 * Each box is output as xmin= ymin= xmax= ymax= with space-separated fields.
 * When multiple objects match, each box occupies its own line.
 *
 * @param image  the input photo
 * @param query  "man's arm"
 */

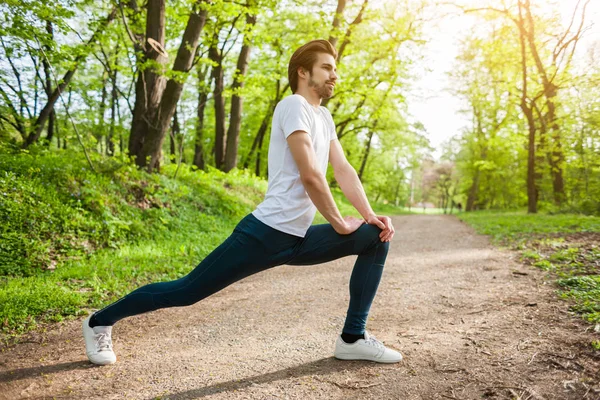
xmin=287 ymin=131 xmax=363 ymax=235
xmin=329 ymin=139 xmax=395 ymax=242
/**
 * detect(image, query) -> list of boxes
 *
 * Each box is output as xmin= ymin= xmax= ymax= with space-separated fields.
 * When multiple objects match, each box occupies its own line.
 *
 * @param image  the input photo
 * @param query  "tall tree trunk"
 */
xmin=169 ymin=108 xmax=183 ymax=162
xmin=358 ymin=120 xmax=378 ymax=180
xmin=328 ymin=0 xmax=347 ymax=48
xmin=129 ymin=0 xmax=168 ymax=166
xmin=170 ymin=110 xmax=177 ymax=158
xmin=107 ymin=51 xmax=118 ymax=156
xmin=244 ymin=104 xmax=273 ymax=170
xmin=43 ymin=20 xmax=56 ymax=146
xmin=522 ymin=0 xmax=584 ymax=205
xmin=466 ymin=171 xmax=480 ymax=211
xmin=322 ymin=0 xmax=368 ymax=108
xmin=545 ymin=99 xmax=566 ymax=205
xmin=224 ymin=12 xmax=257 ymax=172
xmin=209 ymin=41 xmax=226 ymax=170
xmin=24 ymin=8 xmax=117 ymax=148
xmin=194 ymin=65 xmax=211 ymax=170
xmin=356 ymin=83 xmax=390 ymax=180
xmin=138 ymin=6 xmax=208 ymax=171
xmin=98 ymin=71 xmax=108 ymax=154
xmin=255 ymin=126 xmax=267 ymax=177
xmin=466 ymin=106 xmax=487 ymax=211
xmin=518 ymin=1 xmax=537 ymax=213
xmin=243 ymin=82 xmax=288 ymax=171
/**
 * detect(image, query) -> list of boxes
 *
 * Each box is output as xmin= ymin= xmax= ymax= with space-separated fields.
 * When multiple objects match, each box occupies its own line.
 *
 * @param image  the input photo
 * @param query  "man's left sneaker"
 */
xmin=334 ymin=331 xmax=402 ymax=363
xmin=82 ymin=315 xmax=117 ymax=365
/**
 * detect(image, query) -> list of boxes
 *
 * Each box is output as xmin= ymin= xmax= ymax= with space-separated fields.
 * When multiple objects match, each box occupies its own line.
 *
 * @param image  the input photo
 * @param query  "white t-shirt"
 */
xmin=252 ymin=94 xmax=337 ymax=237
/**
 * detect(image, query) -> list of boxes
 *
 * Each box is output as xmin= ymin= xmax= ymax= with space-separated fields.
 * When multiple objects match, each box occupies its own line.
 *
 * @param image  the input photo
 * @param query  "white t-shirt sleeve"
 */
xmin=279 ymin=96 xmax=313 ymax=138
xmin=324 ymin=108 xmax=337 ymax=141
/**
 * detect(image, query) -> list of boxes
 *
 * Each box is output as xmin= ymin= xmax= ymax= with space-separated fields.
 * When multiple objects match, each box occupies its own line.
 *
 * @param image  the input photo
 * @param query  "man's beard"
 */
xmin=308 ymin=77 xmax=334 ymax=99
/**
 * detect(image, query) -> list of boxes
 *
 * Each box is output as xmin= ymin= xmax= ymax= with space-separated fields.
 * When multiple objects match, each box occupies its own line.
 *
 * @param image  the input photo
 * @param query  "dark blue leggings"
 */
xmin=94 ymin=213 xmax=389 ymax=335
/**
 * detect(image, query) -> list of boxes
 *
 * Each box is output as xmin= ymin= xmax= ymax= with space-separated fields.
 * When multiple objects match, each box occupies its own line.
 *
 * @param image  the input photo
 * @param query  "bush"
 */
xmin=0 ymin=149 xmax=267 ymax=278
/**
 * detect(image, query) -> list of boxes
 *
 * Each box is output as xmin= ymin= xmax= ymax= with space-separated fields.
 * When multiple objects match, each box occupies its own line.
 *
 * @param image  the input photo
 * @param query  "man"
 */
xmin=83 ymin=39 xmax=402 ymax=365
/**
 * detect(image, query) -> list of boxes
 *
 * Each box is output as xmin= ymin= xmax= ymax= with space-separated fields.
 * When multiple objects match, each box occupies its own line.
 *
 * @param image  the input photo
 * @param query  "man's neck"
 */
xmin=295 ymin=88 xmax=321 ymax=107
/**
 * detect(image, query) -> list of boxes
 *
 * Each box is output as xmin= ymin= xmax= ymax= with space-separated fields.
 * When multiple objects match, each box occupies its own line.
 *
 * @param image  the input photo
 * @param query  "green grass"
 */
xmin=458 ymin=210 xmax=600 ymax=329
xmin=457 ymin=211 xmax=599 ymax=243
xmin=0 ymin=149 xmax=405 ymax=338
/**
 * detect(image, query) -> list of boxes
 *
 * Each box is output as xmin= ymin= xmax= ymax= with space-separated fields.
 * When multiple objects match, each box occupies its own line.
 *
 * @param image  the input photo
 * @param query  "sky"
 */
xmin=406 ymin=0 xmax=600 ymax=159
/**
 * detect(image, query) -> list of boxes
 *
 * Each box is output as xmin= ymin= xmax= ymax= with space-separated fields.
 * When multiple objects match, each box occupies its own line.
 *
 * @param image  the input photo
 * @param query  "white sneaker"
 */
xmin=82 ymin=315 xmax=117 ymax=365
xmin=334 ymin=331 xmax=402 ymax=363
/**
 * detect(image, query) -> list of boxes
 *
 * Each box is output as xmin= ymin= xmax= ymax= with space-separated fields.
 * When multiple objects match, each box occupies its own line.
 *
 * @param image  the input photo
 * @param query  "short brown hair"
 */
xmin=288 ymin=40 xmax=337 ymax=93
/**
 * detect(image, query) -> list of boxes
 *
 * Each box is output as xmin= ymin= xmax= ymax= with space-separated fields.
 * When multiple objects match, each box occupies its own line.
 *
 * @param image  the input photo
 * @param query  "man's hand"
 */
xmin=366 ymin=215 xmax=395 ymax=242
xmin=334 ymin=216 xmax=365 ymax=235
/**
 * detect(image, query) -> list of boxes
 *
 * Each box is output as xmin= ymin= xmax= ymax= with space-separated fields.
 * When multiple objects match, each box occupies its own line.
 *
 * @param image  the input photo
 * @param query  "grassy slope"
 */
xmin=0 ymin=150 xmax=403 ymax=337
xmin=458 ymin=211 xmax=600 ymax=330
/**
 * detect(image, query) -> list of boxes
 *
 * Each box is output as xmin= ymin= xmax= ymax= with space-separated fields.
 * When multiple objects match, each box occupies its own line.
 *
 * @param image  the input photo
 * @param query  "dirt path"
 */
xmin=1 ymin=215 xmax=599 ymax=400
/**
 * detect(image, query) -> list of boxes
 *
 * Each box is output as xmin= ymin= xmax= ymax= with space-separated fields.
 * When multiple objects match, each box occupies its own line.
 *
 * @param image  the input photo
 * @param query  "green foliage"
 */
xmin=533 ymin=259 xmax=554 ymax=271
xmin=449 ymin=3 xmax=599 ymax=215
xmin=0 ymin=148 xmax=267 ymax=279
xmin=558 ymin=276 xmax=600 ymax=323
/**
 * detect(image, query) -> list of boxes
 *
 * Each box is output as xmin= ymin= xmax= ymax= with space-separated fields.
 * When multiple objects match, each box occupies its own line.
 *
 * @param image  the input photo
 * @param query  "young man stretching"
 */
xmin=83 ymin=39 xmax=401 ymax=365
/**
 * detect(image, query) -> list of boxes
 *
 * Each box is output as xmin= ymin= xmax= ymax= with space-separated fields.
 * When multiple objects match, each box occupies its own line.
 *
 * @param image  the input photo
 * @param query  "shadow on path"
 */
xmin=156 ymin=357 xmax=371 ymax=399
xmin=0 ymin=360 xmax=94 ymax=383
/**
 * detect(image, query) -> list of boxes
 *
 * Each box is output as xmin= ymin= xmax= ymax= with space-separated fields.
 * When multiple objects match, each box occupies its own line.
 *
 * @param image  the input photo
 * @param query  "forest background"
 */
xmin=0 ymin=0 xmax=599 ymax=334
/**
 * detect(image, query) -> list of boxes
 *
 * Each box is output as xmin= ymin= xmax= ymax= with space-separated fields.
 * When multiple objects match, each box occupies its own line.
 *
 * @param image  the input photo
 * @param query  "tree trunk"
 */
xmin=194 ymin=65 xmax=211 ymax=170
xmin=43 ymin=20 xmax=56 ymax=146
xmin=98 ymin=72 xmax=108 ymax=154
xmin=522 ymin=0 xmax=572 ymax=205
xmin=255 ymin=126 xmax=267 ymax=177
xmin=107 ymin=52 xmax=118 ymax=156
xmin=170 ymin=111 xmax=177 ymax=158
xmin=224 ymin=13 xmax=257 ymax=172
xmin=394 ymin=178 xmax=401 ymax=207
xmin=24 ymin=8 xmax=117 ymax=148
xmin=328 ymin=0 xmax=347 ymax=48
xmin=356 ymin=85 xmax=389 ymax=179
xmin=546 ymin=100 xmax=566 ymax=205
xmin=321 ymin=0 xmax=368 ymax=108
xmin=358 ymin=122 xmax=377 ymax=180
xmin=466 ymin=171 xmax=480 ymax=211
xmin=518 ymin=1 xmax=537 ymax=213
xmin=243 ymin=82 xmax=288 ymax=171
xmin=244 ymin=106 xmax=272 ymax=170
xmin=209 ymin=42 xmax=226 ymax=170
xmin=170 ymin=108 xmax=183 ymax=163
xmin=129 ymin=0 xmax=168 ymax=166
xmin=138 ymin=6 xmax=208 ymax=172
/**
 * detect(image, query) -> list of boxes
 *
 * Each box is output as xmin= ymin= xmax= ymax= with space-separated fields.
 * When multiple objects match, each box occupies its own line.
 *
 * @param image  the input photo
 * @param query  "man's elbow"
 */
xmin=300 ymin=170 xmax=323 ymax=188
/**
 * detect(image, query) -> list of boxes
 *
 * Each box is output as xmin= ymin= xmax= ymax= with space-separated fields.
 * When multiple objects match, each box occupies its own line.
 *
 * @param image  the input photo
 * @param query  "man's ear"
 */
xmin=298 ymin=66 xmax=308 ymax=79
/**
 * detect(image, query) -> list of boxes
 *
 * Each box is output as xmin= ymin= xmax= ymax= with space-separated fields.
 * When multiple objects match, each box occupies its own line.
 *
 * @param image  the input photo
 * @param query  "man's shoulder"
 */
xmin=278 ymin=94 xmax=309 ymax=109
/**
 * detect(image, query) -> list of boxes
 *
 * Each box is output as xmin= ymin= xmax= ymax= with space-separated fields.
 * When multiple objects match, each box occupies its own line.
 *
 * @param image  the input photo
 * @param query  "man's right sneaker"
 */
xmin=82 ymin=315 xmax=116 ymax=365
xmin=334 ymin=331 xmax=402 ymax=363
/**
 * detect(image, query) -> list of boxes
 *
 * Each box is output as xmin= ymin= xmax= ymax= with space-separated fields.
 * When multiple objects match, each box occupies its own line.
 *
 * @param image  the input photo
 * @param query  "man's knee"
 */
xmin=357 ymin=224 xmax=389 ymax=252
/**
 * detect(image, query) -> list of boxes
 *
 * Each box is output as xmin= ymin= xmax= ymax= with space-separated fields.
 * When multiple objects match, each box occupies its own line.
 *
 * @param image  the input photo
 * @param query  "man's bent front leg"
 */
xmin=287 ymin=223 xmax=390 ymax=334
xmin=343 ymin=238 xmax=389 ymax=334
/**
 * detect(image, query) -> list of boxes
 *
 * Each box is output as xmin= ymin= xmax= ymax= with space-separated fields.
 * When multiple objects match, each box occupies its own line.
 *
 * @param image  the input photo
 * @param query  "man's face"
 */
xmin=306 ymin=53 xmax=338 ymax=99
